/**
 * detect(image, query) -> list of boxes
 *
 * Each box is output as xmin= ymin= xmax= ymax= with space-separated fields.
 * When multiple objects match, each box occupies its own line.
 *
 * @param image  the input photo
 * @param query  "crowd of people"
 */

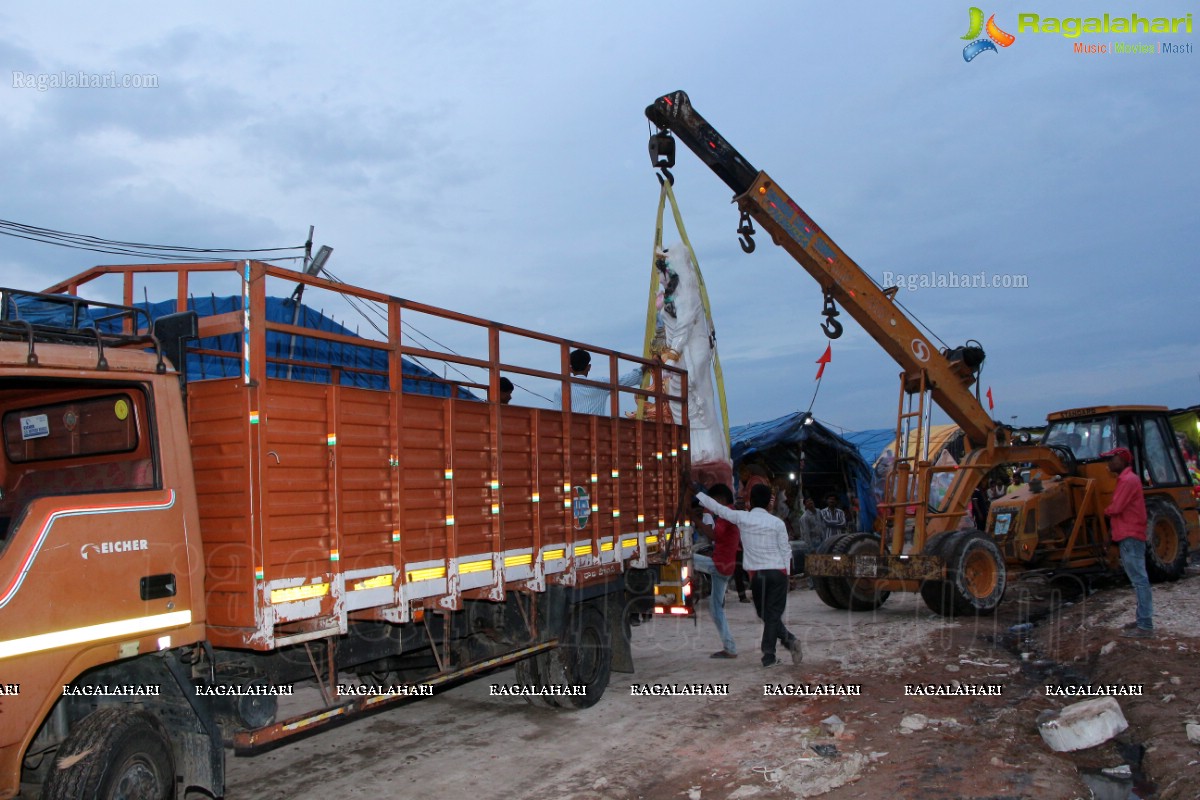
xmin=687 ymin=457 xmax=1044 ymax=667
xmin=690 ymin=461 xmax=857 ymax=667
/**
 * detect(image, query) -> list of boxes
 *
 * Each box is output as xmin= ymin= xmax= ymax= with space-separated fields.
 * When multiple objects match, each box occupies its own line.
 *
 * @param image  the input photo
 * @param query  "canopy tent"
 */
xmin=730 ymin=412 xmax=876 ymax=532
xmin=7 ymin=291 xmax=474 ymax=398
xmin=841 ymin=428 xmax=895 ymax=469
xmin=872 ymin=424 xmax=965 ymax=467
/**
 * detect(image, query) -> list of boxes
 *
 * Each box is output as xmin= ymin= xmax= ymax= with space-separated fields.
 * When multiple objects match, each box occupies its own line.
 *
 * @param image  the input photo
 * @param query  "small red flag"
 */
xmin=815 ymin=344 xmax=832 ymax=381
xmin=986 ymin=387 xmax=994 ymax=411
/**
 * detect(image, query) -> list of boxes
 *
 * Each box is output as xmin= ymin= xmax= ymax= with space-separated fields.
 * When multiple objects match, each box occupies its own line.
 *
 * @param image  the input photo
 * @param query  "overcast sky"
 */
xmin=2 ymin=1 xmax=1196 ymax=434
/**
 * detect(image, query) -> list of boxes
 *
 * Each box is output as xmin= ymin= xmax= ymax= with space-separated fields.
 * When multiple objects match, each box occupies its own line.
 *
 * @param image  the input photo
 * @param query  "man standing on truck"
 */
xmin=695 ymin=484 xmax=801 ymax=668
xmin=1102 ymin=447 xmax=1153 ymax=638
xmin=554 ymin=349 xmax=644 ymax=415
xmin=691 ymin=483 xmax=740 ymax=659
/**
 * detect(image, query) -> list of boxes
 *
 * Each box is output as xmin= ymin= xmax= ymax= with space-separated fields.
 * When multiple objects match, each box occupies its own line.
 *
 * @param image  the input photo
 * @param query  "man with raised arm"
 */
xmin=695 ymin=483 xmax=802 ymax=668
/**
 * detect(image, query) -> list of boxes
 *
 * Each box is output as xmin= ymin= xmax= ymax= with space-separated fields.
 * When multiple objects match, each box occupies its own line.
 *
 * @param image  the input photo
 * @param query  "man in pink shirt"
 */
xmin=1102 ymin=447 xmax=1152 ymax=638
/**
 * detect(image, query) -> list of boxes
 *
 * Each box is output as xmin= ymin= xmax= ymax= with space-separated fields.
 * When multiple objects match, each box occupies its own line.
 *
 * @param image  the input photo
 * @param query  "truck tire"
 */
xmin=544 ymin=602 xmax=612 ymax=710
xmin=624 ymin=567 xmax=656 ymax=595
xmin=1144 ymin=500 xmax=1188 ymax=582
xmin=811 ymin=534 xmax=854 ymax=610
xmin=941 ymin=530 xmax=1007 ymax=616
xmin=43 ymin=707 xmax=176 ymax=800
xmin=514 ymin=652 xmax=560 ymax=709
xmin=840 ymin=533 xmax=892 ymax=612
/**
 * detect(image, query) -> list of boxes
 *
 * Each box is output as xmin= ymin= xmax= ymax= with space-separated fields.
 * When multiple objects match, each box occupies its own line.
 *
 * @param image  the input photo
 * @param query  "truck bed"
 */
xmin=40 ymin=261 xmax=690 ymax=650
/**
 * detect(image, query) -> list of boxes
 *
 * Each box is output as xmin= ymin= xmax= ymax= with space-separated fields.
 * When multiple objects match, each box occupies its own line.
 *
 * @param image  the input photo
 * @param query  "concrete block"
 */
xmin=1037 ymin=696 xmax=1128 ymax=752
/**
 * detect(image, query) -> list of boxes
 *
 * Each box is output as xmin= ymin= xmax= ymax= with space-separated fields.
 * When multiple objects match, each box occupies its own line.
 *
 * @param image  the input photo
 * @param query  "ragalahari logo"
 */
xmin=962 ymin=7 xmax=1016 ymax=61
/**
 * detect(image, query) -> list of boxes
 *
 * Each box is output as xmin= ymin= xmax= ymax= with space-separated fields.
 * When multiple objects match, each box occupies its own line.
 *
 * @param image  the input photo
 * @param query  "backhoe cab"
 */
xmin=988 ymin=406 xmax=1193 ymax=582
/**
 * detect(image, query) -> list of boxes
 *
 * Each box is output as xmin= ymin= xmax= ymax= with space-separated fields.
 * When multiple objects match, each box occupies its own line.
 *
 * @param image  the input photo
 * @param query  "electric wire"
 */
xmin=320 ymin=267 xmax=555 ymax=404
xmin=0 ymin=217 xmax=305 ymax=262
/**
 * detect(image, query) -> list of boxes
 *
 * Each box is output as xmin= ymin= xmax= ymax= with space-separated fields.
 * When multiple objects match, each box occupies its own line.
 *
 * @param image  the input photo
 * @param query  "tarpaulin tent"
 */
xmin=841 ymin=428 xmax=895 ymax=469
xmin=6 ymin=292 xmax=472 ymax=398
xmin=730 ymin=412 xmax=876 ymax=532
xmin=874 ymin=424 xmax=964 ymax=467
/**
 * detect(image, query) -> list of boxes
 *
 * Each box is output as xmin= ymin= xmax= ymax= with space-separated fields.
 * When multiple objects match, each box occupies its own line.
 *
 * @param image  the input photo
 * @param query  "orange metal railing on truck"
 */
xmin=41 ymin=261 xmax=692 ymax=649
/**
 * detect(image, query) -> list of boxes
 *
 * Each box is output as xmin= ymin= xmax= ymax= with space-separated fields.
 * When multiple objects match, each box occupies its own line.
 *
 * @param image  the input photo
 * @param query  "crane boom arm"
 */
xmin=646 ymin=90 xmax=997 ymax=448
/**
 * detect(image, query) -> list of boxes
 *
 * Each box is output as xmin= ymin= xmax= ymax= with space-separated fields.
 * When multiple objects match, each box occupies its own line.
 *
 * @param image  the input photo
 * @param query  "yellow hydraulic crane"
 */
xmin=647 ymin=91 xmax=1197 ymax=615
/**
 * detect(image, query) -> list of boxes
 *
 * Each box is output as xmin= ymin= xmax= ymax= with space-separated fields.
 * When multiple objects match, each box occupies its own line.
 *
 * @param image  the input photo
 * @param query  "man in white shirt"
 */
xmin=696 ymin=483 xmax=802 ymax=668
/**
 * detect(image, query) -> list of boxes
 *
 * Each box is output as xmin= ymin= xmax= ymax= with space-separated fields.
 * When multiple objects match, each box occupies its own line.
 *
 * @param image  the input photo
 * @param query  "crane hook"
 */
xmin=656 ymin=168 xmax=675 ymax=186
xmin=820 ymin=290 xmax=843 ymax=339
xmin=736 ymin=210 xmax=756 ymax=254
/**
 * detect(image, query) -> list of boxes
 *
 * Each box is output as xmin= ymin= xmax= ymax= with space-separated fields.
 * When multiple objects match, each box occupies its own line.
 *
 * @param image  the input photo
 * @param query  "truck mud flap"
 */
xmin=607 ymin=590 xmax=634 ymax=674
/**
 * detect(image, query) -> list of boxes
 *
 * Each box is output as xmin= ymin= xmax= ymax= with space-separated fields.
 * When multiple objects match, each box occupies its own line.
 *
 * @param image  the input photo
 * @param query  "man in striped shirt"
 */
xmin=696 ymin=484 xmax=802 ymax=668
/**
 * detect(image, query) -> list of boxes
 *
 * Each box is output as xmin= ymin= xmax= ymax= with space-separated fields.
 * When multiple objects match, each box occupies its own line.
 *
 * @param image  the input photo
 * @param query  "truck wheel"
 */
xmin=942 ymin=530 xmax=1006 ymax=616
xmin=811 ymin=534 xmax=854 ymax=610
xmin=43 ymin=707 xmax=175 ymax=800
xmin=919 ymin=533 xmax=956 ymax=616
xmin=514 ymin=652 xmax=560 ymax=709
xmin=840 ymin=533 xmax=891 ymax=612
xmin=1144 ymin=501 xmax=1188 ymax=582
xmin=544 ymin=603 xmax=612 ymax=710
xmin=624 ymin=567 xmax=656 ymax=595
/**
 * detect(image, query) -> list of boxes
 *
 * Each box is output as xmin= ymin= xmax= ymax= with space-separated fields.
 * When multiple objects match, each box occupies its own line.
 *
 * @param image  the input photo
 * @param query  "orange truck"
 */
xmin=0 ymin=261 xmax=694 ymax=799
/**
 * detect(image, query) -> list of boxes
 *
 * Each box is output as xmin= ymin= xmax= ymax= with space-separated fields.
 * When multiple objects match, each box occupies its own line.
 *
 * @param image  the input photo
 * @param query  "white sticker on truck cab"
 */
xmin=20 ymin=414 xmax=49 ymax=440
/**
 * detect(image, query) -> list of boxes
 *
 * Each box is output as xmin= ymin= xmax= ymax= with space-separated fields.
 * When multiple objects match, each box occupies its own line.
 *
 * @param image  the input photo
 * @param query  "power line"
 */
xmin=0 ymin=217 xmax=305 ymax=262
xmin=321 ymin=267 xmax=555 ymax=403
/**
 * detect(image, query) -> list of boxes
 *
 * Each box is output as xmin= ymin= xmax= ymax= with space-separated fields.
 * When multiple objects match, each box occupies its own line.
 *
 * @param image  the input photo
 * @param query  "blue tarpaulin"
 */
xmin=7 ymin=292 xmax=472 ymax=398
xmin=841 ymin=428 xmax=896 ymax=469
xmin=730 ymin=412 xmax=876 ymax=532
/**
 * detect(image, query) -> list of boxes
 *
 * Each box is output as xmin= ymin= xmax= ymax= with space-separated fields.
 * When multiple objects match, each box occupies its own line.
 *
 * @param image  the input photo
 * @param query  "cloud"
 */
xmin=0 ymin=1 xmax=1195 ymax=435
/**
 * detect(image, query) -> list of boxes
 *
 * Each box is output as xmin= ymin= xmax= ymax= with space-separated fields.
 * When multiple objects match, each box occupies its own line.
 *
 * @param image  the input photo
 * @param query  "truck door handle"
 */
xmin=140 ymin=573 xmax=176 ymax=601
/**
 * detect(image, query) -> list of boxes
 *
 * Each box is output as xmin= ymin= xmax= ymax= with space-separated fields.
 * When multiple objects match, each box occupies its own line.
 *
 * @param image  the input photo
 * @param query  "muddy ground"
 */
xmin=206 ymin=567 xmax=1200 ymax=800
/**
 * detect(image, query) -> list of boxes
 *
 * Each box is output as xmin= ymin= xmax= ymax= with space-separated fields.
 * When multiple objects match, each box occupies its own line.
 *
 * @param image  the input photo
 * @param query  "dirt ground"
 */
xmin=208 ymin=567 xmax=1200 ymax=800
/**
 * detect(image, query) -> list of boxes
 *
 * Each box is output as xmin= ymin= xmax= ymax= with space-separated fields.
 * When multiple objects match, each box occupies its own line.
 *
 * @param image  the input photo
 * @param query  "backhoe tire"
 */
xmin=840 ymin=533 xmax=892 ymax=612
xmin=918 ymin=533 xmax=957 ymax=616
xmin=1144 ymin=500 xmax=1188 ymax=583
xmin=43 ymin=707 xmax=175 ymax=800
xmin=942 ymin=530 xmax=1007 ymax=616
xmin=811 ymin=534 xmax=854 ymax=610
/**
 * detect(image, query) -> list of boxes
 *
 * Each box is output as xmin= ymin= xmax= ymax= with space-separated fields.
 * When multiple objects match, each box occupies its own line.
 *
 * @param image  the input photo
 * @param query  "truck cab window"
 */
xmin=0 ymin=389 xmax=156 ymax=541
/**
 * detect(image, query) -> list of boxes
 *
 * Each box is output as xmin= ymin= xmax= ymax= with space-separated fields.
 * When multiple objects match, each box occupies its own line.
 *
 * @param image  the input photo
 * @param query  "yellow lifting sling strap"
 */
xmin=637 ymin=179 xmax=731 ymax=448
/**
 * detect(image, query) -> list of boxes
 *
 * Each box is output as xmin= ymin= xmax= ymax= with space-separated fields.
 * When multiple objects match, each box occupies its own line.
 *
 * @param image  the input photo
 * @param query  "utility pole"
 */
xmin=288 ymin=226 xmax=331 ymax=379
